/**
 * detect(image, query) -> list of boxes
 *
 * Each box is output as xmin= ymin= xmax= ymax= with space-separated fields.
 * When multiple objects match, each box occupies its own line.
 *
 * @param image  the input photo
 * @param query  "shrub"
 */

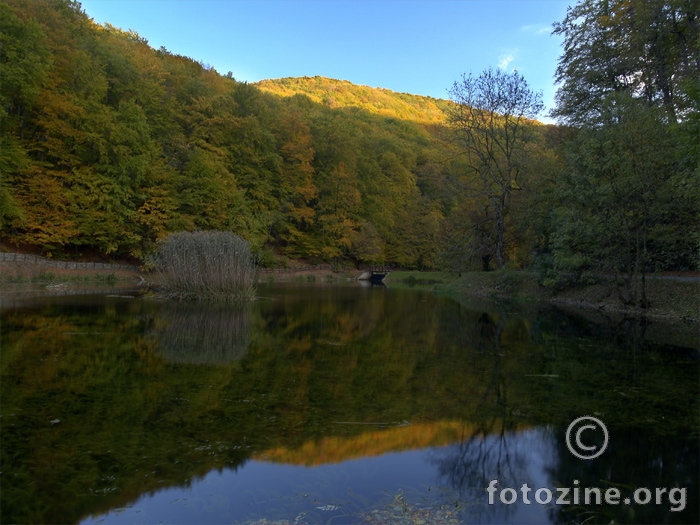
xmin=31 ymin=271 xmax=56 ymax=283
xmin=96 ymin=272 xmax=117 ymax=285
xmin=257 ymin=247 xmax=277 ymax=268
xmin=155 ymin=231 xmax=256 ymax=301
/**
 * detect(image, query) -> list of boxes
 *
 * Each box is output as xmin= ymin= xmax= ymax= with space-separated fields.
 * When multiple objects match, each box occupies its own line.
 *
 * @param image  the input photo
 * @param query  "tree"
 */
xmin=439 ymin=200 xmax=496 ymax=272
xmin=317 ymin=162 xmax=361 ymax=261
xmin=1 ymin=0 xmax=463 ymax=265
xmin=273 ymin=108 xmax=318 ymax=257
xmin=552 ymin=0 xmax=699 ymax=125
xmin=550 ymin=94 xmax=697 ymax=305
xmin=447 ymin=68 xmax=543 ymax=269
xmin=0 ymin=1 xmax=50 ymax=232
xmin=351 ymin=220 xmax=384 ymax=266
xmin=547 ymin=0 xmax=699 ymax=298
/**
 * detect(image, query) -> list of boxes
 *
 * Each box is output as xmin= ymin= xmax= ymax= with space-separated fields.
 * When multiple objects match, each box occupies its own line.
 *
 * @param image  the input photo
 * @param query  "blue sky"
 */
xmin=80 ymin=0 xmax=571 ymax=122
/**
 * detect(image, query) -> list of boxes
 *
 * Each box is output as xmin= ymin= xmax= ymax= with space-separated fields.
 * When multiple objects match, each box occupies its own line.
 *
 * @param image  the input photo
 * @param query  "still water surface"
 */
xmin=1 ymin=282 xmax=698 ymax=524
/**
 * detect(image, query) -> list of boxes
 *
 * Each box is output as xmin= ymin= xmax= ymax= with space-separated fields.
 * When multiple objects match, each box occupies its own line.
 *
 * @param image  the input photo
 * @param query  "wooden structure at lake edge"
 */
xmin=358 ymin=267 xmax=390 ymax=284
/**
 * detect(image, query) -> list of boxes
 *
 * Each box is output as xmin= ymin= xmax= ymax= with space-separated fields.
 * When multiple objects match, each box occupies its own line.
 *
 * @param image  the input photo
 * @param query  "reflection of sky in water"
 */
xmin=429 ymin=427 xmax=556 ymax=525
xmin=83 ymin=428 xmax=557 ymax=524
xmin=5 ymin=286 xmax=697 ymax=524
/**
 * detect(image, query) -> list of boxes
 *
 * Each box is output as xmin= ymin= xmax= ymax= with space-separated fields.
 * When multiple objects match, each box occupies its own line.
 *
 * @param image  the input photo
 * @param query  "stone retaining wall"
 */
xmin=0 ymin=252 xmax=139 ymax=271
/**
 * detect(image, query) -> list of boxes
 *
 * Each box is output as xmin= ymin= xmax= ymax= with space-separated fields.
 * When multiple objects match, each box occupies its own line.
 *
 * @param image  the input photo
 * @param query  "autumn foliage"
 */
xmin=0 ymin=0 xmax=455 ymax=268
xmin=1 ymin=0 xmax=696 ymax=277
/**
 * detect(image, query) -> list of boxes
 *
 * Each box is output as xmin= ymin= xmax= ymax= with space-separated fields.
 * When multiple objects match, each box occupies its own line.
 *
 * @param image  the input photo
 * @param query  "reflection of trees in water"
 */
xmin=429 ymin=306 xmax=699 ymax=525
xmin=429 ymin=428 xmax=556 ymax=524
xmin=428 ymin=309 xmax=558 ymax=523
xmin=428 ymin=424 xmax=698 ymax=525
xmin=547 ymin=427 xmax=699 ymax=525
xmin=151 ymin=303 xmax=251 ymax=364
xmin=257 ymin=285 xmax=386 ymax=346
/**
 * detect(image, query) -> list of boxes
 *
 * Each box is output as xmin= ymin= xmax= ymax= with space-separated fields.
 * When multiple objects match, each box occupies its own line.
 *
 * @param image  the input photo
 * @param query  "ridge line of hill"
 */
xmin=255 ymin=75 xmax=452 ymax=124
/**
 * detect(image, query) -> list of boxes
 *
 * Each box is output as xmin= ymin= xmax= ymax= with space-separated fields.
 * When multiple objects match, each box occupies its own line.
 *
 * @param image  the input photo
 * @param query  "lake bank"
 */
xmin=2 ymin=258 xmax=698 ymax=326
xmin=436 ymin=270 xmax=699 ymax=325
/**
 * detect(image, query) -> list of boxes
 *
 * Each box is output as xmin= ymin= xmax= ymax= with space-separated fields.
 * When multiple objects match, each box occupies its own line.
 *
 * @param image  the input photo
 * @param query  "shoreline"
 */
xmin=2 ymin=260 xmax=698 ymax=324
xmin=436 ymin=270 xmax=699 ymax=324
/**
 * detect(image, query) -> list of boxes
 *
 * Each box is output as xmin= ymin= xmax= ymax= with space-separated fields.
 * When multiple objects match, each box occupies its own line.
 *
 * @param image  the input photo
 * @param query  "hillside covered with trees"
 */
xmin=1 ymin=0 xmax=698 ymax=289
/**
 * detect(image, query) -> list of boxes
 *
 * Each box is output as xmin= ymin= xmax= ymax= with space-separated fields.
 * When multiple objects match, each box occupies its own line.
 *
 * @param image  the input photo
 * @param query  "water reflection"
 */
xmin=429 ymin=428 xmax=556 ymax=525
xmin=548 ymin=427 xmax=698 ymax=524
xmin=150 ymin=302 xmax=251 ymax=365
xmin=0 ymin=283 xmax=697 ymax=524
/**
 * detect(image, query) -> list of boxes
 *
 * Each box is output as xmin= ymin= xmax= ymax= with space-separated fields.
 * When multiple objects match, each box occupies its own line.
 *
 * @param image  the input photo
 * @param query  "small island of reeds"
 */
xmin=153 ymin=231 xmax=256 ymax=302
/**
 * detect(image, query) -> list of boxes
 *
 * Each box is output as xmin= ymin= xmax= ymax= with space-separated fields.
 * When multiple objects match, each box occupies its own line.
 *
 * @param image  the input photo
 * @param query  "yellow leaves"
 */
xmin=136 ymin=198 xmax=171 ymax=240
xmin=278 ymin=110 xmax=315 ymax=165
xmin=325 ymin=162 xmax=361 ymax=209
xmin=3 ymin=0 xmax=454 ymax=267
xmin=290 ymin=205 xmax=315 ymax=224
xmin=351 ymin=221 xmax=385 ymax=264
xmin=254 ymin=421 xmax=496 ymax=466
xmin=9 ymin=166 xmax=79 ymax=247
xmin=256 ymin=77 xmax=448 ymax=125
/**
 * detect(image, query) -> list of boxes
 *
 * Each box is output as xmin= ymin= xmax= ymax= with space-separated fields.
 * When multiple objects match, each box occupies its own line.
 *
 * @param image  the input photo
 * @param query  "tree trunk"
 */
xmin=623 ymin=231 xmax=634 ymax=305
xmin=494 ymin=200 xmax=505 ymax=269
xmin=639 ymin=227 xmax=649 ymax=308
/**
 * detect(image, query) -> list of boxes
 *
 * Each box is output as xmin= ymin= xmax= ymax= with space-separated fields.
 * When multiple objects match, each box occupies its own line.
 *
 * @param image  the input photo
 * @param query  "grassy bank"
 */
xmin=0 ymin=261 xmax=139 ymax=284
xmin=384 ymin=270 xmax=457 ymax=287
xmin=258 ymin=267 xmax=360 ymax=283
xmin=0 ymin=262 xmax=141 ymax=299
xmin=437 ymin=270 xmax=699 ymax=323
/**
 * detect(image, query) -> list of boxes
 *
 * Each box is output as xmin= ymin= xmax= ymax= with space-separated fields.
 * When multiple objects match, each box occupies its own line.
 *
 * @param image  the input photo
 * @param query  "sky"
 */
xmin=79 ymin=0 xmax=572 ymax=123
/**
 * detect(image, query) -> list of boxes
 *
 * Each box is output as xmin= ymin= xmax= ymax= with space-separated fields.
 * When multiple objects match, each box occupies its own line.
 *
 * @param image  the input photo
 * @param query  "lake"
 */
xmin=1 ymin=282 xmax=698 ymax=524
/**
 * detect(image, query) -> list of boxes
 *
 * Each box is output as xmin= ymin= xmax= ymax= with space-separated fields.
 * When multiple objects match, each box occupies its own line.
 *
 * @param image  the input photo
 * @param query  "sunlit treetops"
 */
xmin=256 ymin=76 xmax=452 ymax=124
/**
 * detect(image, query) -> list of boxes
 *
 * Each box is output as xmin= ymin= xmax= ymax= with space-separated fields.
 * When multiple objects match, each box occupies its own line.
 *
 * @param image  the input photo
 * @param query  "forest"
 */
xmin=1 ymin=0 xmax=698 ymax=289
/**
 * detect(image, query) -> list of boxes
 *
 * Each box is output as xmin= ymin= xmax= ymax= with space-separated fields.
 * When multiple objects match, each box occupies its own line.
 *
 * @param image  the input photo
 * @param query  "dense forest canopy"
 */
xmin=544 ymin=0 xmax=699 ymax=302
xmin=1 ymin=0 xmax=697 ymax=281
xmin=0 ymin=0 xmax=463 ymax=267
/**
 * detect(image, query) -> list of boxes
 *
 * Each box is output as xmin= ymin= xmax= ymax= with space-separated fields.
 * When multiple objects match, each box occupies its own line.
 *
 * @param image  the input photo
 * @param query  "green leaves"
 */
xmin=542 ymin=0 xmax=700 ymax=293
xmin=552 ymin=0 xmax=700 ymax=125
xmin=0 ymin=2 xmax=51 ymax=111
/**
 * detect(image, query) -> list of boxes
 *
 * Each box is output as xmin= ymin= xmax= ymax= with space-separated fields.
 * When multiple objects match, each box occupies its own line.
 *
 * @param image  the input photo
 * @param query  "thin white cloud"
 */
xmin=521 ymin=23 xmax=552 ymax=35
xmin=498 ymin=53 xmax=514 ymax=70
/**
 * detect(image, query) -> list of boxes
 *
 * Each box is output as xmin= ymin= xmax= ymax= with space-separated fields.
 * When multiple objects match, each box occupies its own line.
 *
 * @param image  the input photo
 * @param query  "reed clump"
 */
xmin=155 ymin=231 xmax=256 ymax=301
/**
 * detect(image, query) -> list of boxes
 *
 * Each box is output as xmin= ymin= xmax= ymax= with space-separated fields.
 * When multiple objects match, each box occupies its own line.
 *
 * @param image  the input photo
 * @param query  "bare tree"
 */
xmin=447 ymin=68 xmax=543 ymax=269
